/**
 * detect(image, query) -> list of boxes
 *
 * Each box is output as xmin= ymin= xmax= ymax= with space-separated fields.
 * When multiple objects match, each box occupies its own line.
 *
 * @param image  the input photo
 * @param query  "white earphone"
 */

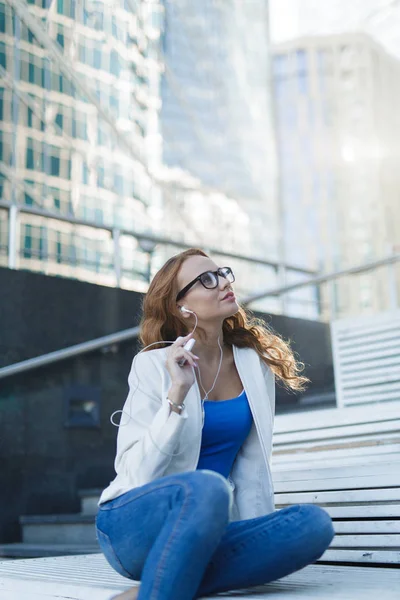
xmin=180 ymin=306 xmax=191 ymax=313
xmin=178 ymin=307 xmax=196 ymax=358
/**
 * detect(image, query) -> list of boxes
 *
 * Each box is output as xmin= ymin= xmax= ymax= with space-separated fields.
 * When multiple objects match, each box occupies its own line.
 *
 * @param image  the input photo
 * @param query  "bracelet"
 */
xmin=167 ymin=397 xmax=185 ymax=411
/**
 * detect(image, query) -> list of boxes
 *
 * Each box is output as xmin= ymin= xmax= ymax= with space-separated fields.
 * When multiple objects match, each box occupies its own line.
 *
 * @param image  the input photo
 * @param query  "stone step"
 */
xmin=20 ymin=514 xmax=97 ymax=545
xmin=0 ymin=543 xmax=99 ymax=559
xmin=78 ymin=488 xmax=102 ymax=515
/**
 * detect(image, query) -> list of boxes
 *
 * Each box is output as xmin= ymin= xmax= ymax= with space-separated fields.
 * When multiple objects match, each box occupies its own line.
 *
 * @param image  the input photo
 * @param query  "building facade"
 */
xmin=0 ymin=0 xmax=320 ymax=318
xmin=273 ymin=32 xmax=400 ymax=318
xmin=0 ymin=0 xmax=164 ymax=290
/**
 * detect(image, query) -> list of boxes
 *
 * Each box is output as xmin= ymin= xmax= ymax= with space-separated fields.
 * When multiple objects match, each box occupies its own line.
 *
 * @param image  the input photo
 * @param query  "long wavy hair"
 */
xmin=139 ymin=248 xmax=310 ymax=392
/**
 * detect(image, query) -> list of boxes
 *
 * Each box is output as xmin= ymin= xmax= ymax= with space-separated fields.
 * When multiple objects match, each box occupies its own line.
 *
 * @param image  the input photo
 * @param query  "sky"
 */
xmin=269 ymin=0 xmax=400 ymax=59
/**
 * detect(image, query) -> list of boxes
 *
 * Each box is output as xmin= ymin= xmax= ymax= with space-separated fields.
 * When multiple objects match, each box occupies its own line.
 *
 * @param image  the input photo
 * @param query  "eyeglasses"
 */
xmin=176 ymin=267 xmax=235 ymax=302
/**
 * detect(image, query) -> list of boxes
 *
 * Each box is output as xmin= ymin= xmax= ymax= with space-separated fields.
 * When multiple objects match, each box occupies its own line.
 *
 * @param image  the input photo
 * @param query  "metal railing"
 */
xmin=242 ymin=252 xmax=400 ymax=306
xmin=0 ymin=326 xmax=141 ymax=380
xmin=0 ymin=194 xmax=316 ymax=284
xmin=0 ymin=252 xmax=398 ymax=382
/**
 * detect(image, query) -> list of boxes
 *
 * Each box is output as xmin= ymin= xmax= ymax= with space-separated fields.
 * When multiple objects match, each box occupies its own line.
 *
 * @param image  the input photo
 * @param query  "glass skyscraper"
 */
xmin=158 ymin=0 xmax=304 ymax=314
xmin=0 ymin=0 xmax=164 ymax=289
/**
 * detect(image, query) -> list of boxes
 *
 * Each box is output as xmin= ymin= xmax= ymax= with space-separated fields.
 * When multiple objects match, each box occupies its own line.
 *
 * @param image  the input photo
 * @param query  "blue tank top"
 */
xmin=196 ymin=389 xmax=253 ymax=478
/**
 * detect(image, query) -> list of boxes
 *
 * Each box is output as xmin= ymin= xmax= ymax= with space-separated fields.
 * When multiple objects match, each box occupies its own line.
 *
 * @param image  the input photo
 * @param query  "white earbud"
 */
xmin=177 ymin=306 xmax=196 ymax=365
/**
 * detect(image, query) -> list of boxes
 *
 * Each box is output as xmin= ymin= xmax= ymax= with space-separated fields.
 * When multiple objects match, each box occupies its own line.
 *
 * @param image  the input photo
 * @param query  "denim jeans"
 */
xmin=95 ymin=470 xmax=335 ymax=600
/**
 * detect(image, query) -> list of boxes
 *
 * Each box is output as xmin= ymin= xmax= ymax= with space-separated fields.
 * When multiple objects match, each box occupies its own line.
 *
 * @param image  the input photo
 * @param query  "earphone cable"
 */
xmin=109 ymin=309 xmax=223 ymax=458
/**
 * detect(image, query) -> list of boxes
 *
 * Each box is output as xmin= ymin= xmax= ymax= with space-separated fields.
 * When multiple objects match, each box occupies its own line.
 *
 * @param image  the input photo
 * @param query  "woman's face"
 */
xmin=176 ymin=255 xmax=239 ymax=322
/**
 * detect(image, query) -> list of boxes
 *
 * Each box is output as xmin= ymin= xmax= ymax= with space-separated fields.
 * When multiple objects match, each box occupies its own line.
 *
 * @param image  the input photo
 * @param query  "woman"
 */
xmin=96 ymin=248 xmax=335 ymax=600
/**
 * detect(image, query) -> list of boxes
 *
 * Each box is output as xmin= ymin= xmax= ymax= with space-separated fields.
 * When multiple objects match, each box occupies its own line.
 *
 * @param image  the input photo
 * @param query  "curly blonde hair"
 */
xmin=139 ymin=248 xmax=310 ymax=392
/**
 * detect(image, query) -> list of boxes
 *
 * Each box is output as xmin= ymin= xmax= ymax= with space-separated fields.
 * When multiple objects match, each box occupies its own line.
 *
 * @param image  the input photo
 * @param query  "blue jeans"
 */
xmin=95 ymin=470 xmax=335 ymax=600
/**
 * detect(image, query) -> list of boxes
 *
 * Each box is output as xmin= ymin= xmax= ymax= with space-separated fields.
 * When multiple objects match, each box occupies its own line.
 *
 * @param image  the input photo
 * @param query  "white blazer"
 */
xmin=99 ymin=344 xmax=276 ymax=522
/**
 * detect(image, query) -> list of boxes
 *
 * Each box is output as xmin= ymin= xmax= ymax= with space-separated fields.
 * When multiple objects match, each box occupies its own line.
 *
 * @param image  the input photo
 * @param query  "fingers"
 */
xmin=170 ymin=333 xmax=198 ymax=368
xmin=182 ymin=350 xmax=198 ymax=367
xmin=182 ymin=348 xmax=199 ymax=361
xmin=177 ymin=349 xmax=198 ymax=367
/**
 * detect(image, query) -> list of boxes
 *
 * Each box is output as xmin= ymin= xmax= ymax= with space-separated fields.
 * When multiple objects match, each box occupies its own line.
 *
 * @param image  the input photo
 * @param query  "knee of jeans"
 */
xmin=195 ymin=470 xmax=233 ymax=505
xmin=301 ymin=504 xmax=335 ymax=545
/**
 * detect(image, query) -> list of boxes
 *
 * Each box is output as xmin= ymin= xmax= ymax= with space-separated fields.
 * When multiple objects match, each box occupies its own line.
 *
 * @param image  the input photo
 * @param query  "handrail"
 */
xmin=0 ymin=196 xmax=315 ymax=275
xmin=1 ymin=252 xmax=399 ymax=381
xmin=242 ymin=252 xmax=400 ymax=306
xmin=0 ymin=326 xmax=141 ymax=380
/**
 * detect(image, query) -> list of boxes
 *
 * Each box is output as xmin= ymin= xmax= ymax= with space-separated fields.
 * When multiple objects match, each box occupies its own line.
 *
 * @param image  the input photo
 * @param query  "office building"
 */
xmin=0 ymin=0 xmax=164 ymax=290
xmin=273 ymin=32 xmax=400 ymax=318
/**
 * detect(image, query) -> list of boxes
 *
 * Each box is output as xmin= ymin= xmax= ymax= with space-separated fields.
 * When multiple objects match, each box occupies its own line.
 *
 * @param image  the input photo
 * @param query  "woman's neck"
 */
xmin=193 ymin=339 xmax=232 ymax=367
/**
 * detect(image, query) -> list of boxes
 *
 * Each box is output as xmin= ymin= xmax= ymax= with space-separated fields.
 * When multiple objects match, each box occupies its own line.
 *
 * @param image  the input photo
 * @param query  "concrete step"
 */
xmin=20 ymin=514 xmax=97 ymax=545
xmin=1 ymin=554 xmax=399 ymax=600
xmin=0 ymin=542 xmax=99 ymax=559
xmin=78 ymin=488 xmax=102 ymax=515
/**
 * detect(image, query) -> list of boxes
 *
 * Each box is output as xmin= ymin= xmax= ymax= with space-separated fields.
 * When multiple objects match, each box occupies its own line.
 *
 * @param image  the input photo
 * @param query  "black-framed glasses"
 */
xmin=176 ymin=267 xmax=235 ymax=302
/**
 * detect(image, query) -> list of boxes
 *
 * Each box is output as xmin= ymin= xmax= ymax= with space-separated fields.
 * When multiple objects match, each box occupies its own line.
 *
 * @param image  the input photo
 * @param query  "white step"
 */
xmin=0 ymin=554 xmax=399 ymax=599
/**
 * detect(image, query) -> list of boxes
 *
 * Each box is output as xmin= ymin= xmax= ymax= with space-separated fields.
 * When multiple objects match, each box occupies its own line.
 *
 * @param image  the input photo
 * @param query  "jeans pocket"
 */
xmin=96 ymin=526 xmax=135 ymax=580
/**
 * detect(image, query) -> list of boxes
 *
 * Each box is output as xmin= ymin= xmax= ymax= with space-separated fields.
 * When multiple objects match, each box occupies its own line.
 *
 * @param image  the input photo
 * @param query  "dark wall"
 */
xmin=0 ymin=348 xmax=137 ymax=543
xmin=258 ymin=310 xmax=335 ymax=410
xmin=0 ymin=267 xmax=144 ymax=542
xmin=0 ymin=266 xmax=142 ymax=365
xmin=0 ymin=267 xmax=334 ymax=543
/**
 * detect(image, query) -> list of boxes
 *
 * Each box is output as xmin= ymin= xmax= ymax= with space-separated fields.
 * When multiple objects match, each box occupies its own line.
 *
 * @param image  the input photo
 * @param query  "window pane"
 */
xmin=50 ymin=155 xmax=60 ymax=176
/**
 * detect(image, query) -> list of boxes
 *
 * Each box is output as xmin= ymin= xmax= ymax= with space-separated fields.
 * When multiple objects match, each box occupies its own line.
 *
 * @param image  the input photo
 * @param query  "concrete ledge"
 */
xmin=20 ymin=515 xmax=97 ymax=545
xmin=0 ymin=543 xmax=99 ymax=558
xmin=20 ymin=514 xmax=94 ymax=525
xmin=78 ymin=489 xmax=102 ymax=515
xmin=78 ymin=489 xmax=103 ymax=497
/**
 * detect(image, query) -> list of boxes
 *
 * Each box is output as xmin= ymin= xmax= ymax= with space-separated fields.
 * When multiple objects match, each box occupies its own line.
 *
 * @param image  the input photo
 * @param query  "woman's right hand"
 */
xmin=166 ymin=333 xmax=199 ymax=390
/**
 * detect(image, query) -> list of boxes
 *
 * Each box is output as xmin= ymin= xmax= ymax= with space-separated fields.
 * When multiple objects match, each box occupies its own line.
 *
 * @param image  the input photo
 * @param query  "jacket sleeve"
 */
xmin=113 ymin=351 xmax=189 ymax=488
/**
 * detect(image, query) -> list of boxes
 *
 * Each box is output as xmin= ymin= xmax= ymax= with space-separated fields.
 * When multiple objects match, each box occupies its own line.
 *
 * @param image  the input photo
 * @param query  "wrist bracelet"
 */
xmin=167 ymin=397 xmax=185 ymax=411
